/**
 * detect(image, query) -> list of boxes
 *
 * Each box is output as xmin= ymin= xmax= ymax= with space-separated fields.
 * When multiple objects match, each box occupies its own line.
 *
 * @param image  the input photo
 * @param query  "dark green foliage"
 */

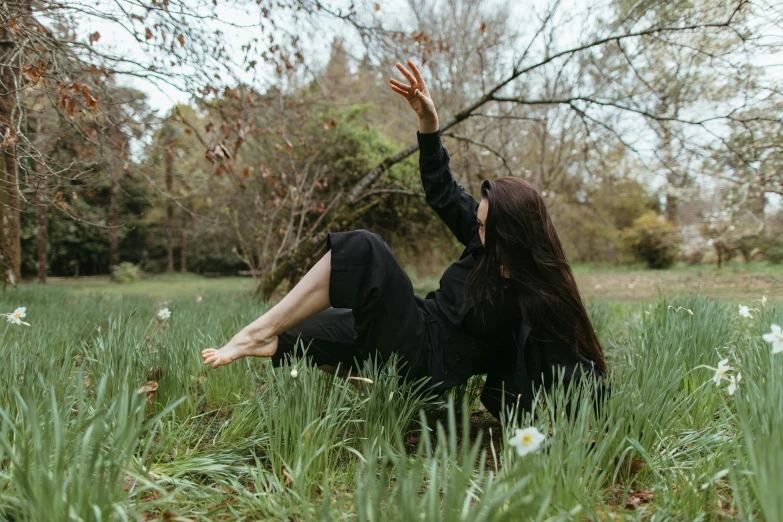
xmin=21 ymin=172 xmax=156 ymax=278
xmin=764 ymin=242 xmax=783 ymax=264
xmin=621 ymin=212 xmax=682 ymax=269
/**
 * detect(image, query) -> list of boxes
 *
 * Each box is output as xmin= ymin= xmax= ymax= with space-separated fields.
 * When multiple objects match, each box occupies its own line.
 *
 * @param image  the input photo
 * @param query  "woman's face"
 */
xmin=477 ymin=197 xmax=488 ymax=246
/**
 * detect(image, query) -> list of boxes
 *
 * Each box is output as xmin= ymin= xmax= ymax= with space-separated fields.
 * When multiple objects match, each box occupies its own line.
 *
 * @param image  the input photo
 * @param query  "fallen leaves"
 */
xmin=625 ymin=489 xmax=654 ymax=509
xmin=137 ymin=381 xmax=159 ymax=404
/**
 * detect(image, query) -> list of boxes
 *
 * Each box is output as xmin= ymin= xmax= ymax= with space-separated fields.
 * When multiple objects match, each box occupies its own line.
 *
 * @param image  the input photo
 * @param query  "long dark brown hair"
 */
xmin=466 ymin=177 xmax=608 ymax=374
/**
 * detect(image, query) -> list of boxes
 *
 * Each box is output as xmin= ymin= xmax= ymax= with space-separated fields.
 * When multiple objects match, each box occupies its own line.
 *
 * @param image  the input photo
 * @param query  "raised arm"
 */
xmin=417 ymin=131 xmax=479 ymax=246
xmin=390 ymin=61 xmax=479 ymax=246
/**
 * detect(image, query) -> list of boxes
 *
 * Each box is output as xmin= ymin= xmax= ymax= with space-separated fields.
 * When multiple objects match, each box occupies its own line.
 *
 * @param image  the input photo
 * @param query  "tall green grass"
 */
xmin=0 ymin=284 xmax=780 ymax=519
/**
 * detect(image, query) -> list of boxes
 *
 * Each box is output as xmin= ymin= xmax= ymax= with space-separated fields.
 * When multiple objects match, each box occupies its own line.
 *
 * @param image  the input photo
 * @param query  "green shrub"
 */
xmin=766 ymin=244 xmax=783 ymax=264
xmin=621 ymin=212 xmax=681 ymax=269
xmin=112 ymin=262 xmax=141 ymax=283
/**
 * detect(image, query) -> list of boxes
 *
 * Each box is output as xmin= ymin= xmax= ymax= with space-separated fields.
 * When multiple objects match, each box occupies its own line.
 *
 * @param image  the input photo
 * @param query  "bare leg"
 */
xmin=201 ymin=251 xmax=332 ymax=368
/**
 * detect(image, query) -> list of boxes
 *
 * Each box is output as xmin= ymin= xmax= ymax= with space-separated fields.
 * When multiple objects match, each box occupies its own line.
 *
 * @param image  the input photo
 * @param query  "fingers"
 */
xmin=389 ymin=79 xmax=411 ymax=97
xmin=389 ymin=78 xmax=410 ymax=91
xmin=407 ymin=60 xmax=424 ymax=83
xmin=395 ymin=62 xmax=416 ymax=84
xmin=389 ymin=84 xmax=410 ymax=97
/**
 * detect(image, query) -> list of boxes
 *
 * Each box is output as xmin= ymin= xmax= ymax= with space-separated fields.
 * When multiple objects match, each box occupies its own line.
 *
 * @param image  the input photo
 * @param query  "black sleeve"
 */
xmin=480 ymin=368 xmax=531 ymax=424
xmin=418 ymin=131 xmax=480 ymax=246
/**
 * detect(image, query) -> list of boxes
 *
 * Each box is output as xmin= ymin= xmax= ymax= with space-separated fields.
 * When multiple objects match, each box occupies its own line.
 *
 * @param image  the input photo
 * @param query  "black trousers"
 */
xmin=271 ymin=230 xmax=431 ymax=379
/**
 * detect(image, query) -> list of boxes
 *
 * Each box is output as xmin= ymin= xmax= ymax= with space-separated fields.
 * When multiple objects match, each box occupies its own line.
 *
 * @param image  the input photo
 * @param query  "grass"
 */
xmin=0 ymin=268 xmax=780 ymax=520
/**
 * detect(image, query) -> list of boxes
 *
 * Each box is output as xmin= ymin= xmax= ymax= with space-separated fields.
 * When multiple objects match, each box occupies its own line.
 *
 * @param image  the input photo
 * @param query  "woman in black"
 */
xmin=202 ymin=61 xmax=607 ymax=421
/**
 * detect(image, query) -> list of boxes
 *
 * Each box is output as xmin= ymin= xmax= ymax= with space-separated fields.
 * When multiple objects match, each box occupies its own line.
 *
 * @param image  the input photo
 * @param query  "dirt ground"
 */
xmin=574 ymin=263 xmax=782 ymax=303
xmin=411 ymin=262 xmax=781 ymax=304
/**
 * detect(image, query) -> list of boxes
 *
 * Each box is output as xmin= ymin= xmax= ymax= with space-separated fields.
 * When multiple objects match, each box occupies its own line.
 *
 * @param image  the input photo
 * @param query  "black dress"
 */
xmin=273 ymin=131 xmax=605 ymax=420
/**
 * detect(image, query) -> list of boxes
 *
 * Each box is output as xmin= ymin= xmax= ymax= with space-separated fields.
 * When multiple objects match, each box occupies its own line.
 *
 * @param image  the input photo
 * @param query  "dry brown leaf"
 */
xmin=145 ymin=27 xmax=153 ymax=40
xmin=177 ymin=34 xmax=185 ymax=47
xmin=137 ymin=381 xmax=159 ymax=404
xmin=22 ymin=61 xmax=47 ymax=85
xmin=480 ymin=23 xmax=487 ymax=33
xmin=8 ymin=19 xmax=22 ymax=35
xmin=281 ymin=464 xmax=294 ymax=487
xmin=89 ymin=32 xmax=101 ymax=44
xmin=625 ymin=489 xmax=654 ymax=509
xmin=82 ymin=85 xmax=99 ymax=110
xmin=2 ymin=127 xmax=18 ymax=148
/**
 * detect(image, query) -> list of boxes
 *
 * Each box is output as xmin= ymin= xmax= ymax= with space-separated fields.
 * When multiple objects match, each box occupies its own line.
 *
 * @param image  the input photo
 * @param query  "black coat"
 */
xmin=416 ymin=131 xmax=605 ymax=420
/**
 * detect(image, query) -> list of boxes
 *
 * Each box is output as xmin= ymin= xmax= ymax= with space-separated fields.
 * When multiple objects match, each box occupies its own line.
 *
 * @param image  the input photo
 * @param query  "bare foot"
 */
xmin=202 ymin=329 xmax=278 ymax=368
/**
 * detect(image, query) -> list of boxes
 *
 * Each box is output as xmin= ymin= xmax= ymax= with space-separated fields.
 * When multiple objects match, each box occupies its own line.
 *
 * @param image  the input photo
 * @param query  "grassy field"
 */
xmin=0 ymin=266 xmax=780 ymax=520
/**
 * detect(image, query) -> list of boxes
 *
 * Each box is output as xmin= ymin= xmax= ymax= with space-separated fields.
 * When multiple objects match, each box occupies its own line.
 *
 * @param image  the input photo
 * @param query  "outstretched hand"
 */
xmin=389 ymin=60 xmax=439 ymax=133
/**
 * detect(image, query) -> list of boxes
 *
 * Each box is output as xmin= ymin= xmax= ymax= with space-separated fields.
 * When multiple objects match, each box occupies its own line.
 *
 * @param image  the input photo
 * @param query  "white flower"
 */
xmin=157 ymin=308 xmax=171 ymax=321
xmin=196 ymin=296 xmax=203 ymax=304
xmin=762 ymin=324 xmax=783 ymax=354
xmin=738 ymin=305 xmax=752 ymax=319
xmin=508 ymin=426 xmax=546 ymax=457
xmin=5 ymin=307 xmax=30 ymax=326
xmin=290 ymin=368 xmax=298 ymax=378
xmin=713 ymin=358 xmax=731 ymax=386
xmin=727 ymin=373 xmax=742 ymax=396
xmin=761 ymin=295 xmax=767 ymax=307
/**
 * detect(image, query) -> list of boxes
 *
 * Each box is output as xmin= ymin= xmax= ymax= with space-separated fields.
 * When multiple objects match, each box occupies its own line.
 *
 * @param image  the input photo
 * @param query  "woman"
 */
xmin=202 ymin=61 xmax=607 ymax=421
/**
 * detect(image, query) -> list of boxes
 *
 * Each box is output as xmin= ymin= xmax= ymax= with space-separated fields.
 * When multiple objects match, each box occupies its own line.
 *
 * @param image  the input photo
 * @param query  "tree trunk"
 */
xmin=0 ymin=150 xmax=20 ymax=286
xmin=35 ymin=114 xmax=49 ymax=284
xmin=0 ymin=11 xmax=22 ymax=286
xmin=180 ymin=210 xmax=189 ymax=273
xmin=108 ymin=168 xmax=119 ymax=278
xmin=36 ymin=163 xmax=48 ymax=284
xmin=166 ymin=146 xmax=175 ymax=272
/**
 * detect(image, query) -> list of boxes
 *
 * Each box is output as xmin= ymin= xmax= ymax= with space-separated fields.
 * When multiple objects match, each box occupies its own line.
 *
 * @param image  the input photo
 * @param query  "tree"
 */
xmin=253 ymin=0 xmax=782 ymax=296
xmin=1 ymin=0 xmax=361 ymax=284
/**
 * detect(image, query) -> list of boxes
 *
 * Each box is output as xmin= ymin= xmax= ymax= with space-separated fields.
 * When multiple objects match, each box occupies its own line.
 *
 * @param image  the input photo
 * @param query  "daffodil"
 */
xmin=760 ymin=295 xmax=767 ymax=307
xmin=157 ymin=308 xmax=171 ymax=321
xmin=738 ymin=305 xmax=752 ymax=319
xmin=727 ymin=373 xmax=741 ymax=396
xmin=508 ymin=426 xmax=545 ymax=457
xmin=762 ymin=324 xmax=783 ymax=354
xmin=4 ymin=307 xmax=30 ymax=326
xmin=713 ymin=358 xmax=731 ymax=386
xmin=290 ymin=368 xmax=298 ymax=378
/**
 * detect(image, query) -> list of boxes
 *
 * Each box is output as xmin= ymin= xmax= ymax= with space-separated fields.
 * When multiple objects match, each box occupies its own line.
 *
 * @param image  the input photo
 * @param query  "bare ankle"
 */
xmin=243 ymin=321 xmax=277 ymax=345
